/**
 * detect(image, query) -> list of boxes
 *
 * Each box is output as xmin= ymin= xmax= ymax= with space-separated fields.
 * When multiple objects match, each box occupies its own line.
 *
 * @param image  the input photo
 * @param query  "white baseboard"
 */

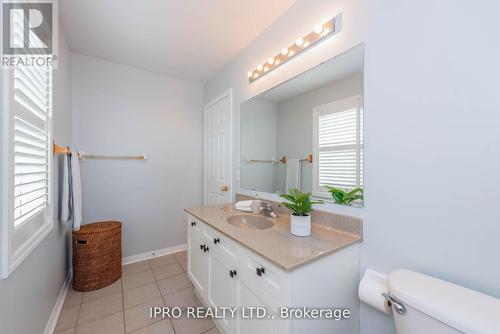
xmin=122 ymin=243 xmax=187 ymax=265
xmin=43 ymin=270 xmax=72 ymax=334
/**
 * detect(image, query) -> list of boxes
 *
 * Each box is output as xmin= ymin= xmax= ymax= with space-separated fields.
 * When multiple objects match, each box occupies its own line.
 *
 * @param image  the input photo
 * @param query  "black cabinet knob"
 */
xmin=229 ymin=270 xmax=237 ymax=278
xmin=204 ymin=246 xmax=209 ymax=253
xmin=213 ymin=238 xmax=220 ymax=244
xmin=191 ymin=221 xmax=196 ymax=227
xmin=200 ymin=244 xmax=204 ymax=250
xmin=256 ymin=267 xmax=265 ymax=276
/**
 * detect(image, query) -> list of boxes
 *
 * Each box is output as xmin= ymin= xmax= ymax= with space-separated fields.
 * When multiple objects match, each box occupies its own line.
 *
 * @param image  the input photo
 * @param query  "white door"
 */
xmin=204 ymin=90 xmax=232 ymax=205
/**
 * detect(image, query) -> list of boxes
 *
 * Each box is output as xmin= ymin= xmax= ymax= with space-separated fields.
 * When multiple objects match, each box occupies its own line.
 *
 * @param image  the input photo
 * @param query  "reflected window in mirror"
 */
xmin=312 ymin=95 xmax=363 ymax=203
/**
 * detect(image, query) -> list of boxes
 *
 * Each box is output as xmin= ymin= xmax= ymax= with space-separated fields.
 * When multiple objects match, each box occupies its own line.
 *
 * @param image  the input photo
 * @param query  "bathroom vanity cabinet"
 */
xmin=186 ymin=212 xmax=360 ymax=334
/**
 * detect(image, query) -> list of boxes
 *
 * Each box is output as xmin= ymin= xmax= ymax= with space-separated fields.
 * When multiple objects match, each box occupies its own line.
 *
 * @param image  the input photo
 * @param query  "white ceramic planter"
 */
xmin=290 ymin=214 xmax=311 ymax=237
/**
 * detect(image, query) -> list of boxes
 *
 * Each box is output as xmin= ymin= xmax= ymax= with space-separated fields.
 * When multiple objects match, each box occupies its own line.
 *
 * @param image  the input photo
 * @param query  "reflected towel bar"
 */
xmin=279 ymin=154 xmax=313 ymax=164
xmin=53 ymin=142 xmax=146 ymax=160
xmin=245 ymin=158 xmax=278 ymax=164
xmin=245 ymin=154 xmax=313 ymax=164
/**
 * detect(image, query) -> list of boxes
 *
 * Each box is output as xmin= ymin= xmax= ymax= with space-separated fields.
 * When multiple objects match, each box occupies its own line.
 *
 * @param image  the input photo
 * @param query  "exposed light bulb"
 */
xmin=247 ymin=71 xmax=253 ymax=78
xmin=281 ymin=48 xmax=289 ymax=56
xmin=314 ymin=24 xmax=324 ymax=34
xmin=257 ymin=64 xmax=263 ymax=71
xmin=288 ymin=50 xmax=295 ymax=57
xmin=267 ymin=57 xmax=275 ymax=65
xmin=275 ymin=60 xmax=281 ymax=65
xmin=295 ymin=37 xmax=304 ymax=47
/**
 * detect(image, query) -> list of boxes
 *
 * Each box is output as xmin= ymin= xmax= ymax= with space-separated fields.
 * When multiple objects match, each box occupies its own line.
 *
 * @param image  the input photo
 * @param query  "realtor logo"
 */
xmin=1 ymin=0 xmax=58 ymax=68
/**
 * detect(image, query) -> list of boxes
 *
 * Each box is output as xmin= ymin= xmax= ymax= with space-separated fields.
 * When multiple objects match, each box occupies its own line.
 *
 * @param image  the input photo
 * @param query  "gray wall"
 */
xmin=204 ymin=1 xmax=500 ymax=333
xmin=0 ymin=25 xmax=73 ymax=334
xmin=71 ymin=54 xmax=204 ymax=257
xmin=275 ymin=73 xmax=363 ymax=193
xmin=240 ymin=98 xmax=278 ymax=193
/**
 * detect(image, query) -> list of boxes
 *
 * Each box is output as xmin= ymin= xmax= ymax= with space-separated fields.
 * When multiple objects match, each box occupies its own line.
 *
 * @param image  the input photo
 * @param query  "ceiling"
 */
xmin=59 ymin=0 xmax=296 ymax=83
xmin=258 ymin=45 xmax=364 ymax=103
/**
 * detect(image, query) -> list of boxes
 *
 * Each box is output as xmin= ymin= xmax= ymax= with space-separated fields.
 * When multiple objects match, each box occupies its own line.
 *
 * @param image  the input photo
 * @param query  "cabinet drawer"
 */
xmin=187 ymin=215 xmax=202 ymax=234
xmin=239 ymin=250 xmax=289 ymax=304
xmin=202 ymin=224 xmax=238 ymax=265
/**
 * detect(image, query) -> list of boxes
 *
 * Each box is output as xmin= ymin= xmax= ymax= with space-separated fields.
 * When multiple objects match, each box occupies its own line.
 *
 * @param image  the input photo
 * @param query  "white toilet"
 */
xmin=387 ymin=270 xmax=500 ymax=334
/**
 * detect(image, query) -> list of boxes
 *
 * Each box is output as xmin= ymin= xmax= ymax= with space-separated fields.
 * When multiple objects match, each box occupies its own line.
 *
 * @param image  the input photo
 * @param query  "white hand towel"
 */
xmin=61 ymin=154 xmax=71 ymax=222
xmin=285 ymin=159 xmax=301 ymax=192
xmin=235 ymin=200 xmax=253 ymax=207
xmin=235 ymin=206 xmax=252 ymax=212
xmin=71 ymin=153 xmax=82 ymax=231
xmin=235 ymin=200 xmax=253 ymax=212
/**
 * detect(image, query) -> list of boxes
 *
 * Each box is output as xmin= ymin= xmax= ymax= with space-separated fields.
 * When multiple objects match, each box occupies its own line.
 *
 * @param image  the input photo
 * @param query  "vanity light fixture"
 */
xmin=314 ymin=24 xmax=324 ymax=34
xmin=247 ymin=15 xmax=341 ymax=83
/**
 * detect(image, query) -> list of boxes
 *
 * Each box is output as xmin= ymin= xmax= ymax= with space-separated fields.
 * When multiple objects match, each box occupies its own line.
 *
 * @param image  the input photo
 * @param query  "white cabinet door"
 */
xmin=237 ymin=280 xmax=280 ymax=334
xmin=209 ymin=254 xmax=237 ymax=333
xmin=188 ymin=229 xmax=210 ymax=299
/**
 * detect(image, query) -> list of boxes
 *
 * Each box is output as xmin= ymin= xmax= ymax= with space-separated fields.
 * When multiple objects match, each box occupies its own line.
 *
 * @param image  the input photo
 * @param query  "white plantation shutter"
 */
xmin=313 ymin=96 xmax=363 ymax=197
xmin=1 ymin=65 xmax=52 ymax=278
xmin=10 ymin=9 xmax=24 ymax=48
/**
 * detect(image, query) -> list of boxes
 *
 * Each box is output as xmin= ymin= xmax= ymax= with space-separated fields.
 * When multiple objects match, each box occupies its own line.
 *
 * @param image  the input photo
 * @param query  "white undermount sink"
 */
xmin=226 ymin=215 xmax=274 ymax=230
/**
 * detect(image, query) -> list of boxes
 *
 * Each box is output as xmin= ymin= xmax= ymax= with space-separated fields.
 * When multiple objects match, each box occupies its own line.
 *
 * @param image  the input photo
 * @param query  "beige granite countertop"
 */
xmin=185 ymin=203 xmax=362 ymax=272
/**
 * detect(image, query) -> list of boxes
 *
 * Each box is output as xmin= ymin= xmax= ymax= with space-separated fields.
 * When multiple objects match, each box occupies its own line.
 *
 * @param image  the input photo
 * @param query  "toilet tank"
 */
xmin=387 ymin=270 xmax=500 ymax=334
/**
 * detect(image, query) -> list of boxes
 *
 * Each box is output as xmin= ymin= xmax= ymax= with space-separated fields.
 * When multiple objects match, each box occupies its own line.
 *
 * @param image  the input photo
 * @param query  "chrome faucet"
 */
xmin=260 ymin=201 xmax=279 ymax=218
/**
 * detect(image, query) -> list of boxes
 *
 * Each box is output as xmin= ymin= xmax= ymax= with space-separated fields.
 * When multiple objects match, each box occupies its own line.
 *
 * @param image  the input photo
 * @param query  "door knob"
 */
xmin=220 ymin=185 xmax=229 ymax=192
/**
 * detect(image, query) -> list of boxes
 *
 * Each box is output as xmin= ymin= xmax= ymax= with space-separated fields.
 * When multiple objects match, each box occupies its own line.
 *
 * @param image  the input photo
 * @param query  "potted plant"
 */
xmin=324 ymin=186 xmax=363 ymax=206
xmin=280 ymin=188 xmax=323 ymax=237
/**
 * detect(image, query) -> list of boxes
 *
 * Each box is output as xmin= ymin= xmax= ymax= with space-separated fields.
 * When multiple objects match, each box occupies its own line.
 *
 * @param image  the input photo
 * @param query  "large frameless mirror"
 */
xmin=240 ymin=45 xmax=364 ymax=207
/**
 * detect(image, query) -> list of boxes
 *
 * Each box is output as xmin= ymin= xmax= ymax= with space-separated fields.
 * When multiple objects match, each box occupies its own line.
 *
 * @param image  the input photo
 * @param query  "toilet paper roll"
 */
xmin=358 ymin=269 xmax=392 ymax=315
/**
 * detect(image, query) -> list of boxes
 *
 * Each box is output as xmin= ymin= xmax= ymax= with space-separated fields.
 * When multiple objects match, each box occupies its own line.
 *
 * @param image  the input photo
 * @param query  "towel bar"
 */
xmin=53 ymin=142 xmax=146 ymax=160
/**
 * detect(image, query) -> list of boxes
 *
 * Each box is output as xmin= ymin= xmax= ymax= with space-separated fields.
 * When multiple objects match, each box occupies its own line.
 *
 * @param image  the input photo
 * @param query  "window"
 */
xmin=313 ymin=95 xmax=363 ymax=199
xmin=1 ymin=65 xmax=52 ymax=278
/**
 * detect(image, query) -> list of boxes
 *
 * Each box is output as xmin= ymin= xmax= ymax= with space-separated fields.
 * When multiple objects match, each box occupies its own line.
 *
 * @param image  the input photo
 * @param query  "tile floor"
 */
xmin=55 ymin=250 xmax=219 ymax=334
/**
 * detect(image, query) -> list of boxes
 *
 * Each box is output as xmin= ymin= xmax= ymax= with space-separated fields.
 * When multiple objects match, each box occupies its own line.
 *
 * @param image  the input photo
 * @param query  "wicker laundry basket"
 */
xmin=72 ymin=221 xmax=122 ymax=292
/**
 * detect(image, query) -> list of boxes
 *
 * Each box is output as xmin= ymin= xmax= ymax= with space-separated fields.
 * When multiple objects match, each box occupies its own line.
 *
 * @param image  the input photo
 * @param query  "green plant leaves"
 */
xmin=324 ymin=186 xmax=363 ymax=206
xmin=279 ymin=188 xmax=323 ymax=216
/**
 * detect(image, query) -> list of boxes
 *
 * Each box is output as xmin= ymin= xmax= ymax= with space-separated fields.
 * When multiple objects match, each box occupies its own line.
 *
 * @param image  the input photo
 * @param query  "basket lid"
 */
xmin=76 ymin=221 xmax=121 ymax=234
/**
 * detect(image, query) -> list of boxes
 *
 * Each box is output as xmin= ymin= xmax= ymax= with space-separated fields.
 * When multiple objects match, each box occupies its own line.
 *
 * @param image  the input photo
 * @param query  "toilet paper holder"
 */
xmin=382 ymin=292 xmax=407 ymax=315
